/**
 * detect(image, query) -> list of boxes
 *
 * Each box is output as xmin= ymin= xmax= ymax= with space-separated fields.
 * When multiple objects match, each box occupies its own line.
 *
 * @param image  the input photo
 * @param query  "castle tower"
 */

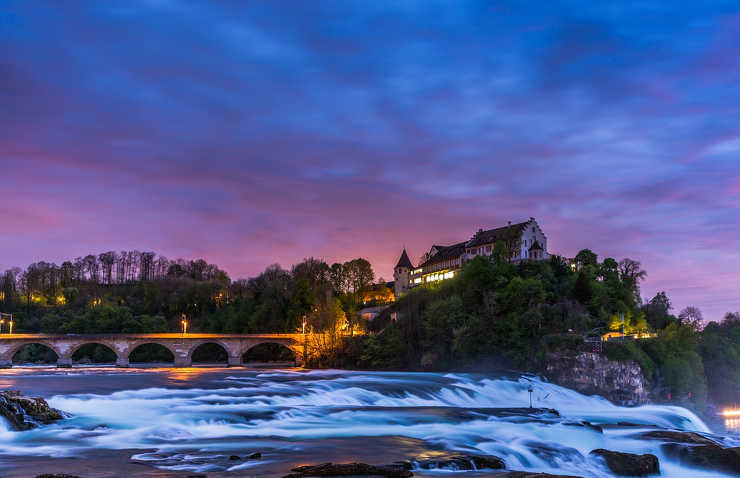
xmin=393 ymin=248 xmax=413 ymax=298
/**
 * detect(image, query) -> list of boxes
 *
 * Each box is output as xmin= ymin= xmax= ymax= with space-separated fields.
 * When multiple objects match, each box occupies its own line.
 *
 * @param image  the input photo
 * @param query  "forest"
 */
xmin=0 ymin=251 xmax=380 ymax=362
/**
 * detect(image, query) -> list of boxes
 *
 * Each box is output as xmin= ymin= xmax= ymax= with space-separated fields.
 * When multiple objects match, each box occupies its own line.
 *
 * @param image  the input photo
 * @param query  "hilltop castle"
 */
xmin=393 ymin=217 xmax=548 ymax=298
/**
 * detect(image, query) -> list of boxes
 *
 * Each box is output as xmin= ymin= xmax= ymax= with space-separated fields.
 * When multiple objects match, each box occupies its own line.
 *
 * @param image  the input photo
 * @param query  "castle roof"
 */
xmin=395 ymin=249 xmax=413 ymax=269
xmin=418 ymin=241 xmax=466 ymax=268
xmin=465 ymin=221 xmax=530 ymax=248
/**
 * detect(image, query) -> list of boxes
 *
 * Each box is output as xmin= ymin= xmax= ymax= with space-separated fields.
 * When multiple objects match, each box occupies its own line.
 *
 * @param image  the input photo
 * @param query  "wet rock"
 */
xmin=661 ymin=443 xmax=740 ymax=476
xmin=590 ymin=449 xmax=659 ymax=476
xmin=286 ymin=462 xmax=413 ymax=478
xmin=528 ymin=442 xmax=583 ymax=467
xmin=229 ymin=455 xmax=241 ymax=460
xmin=563 ymin=420 xmax=603 ymax=433
xmin=249 ymin=452 xmax=262 ymax=459
xmin=35 ymin=475 xmax=81 ymax=478
xmin=491 ymin=473 xmax=581 ymax=478
xmin=546 ymin=352 xmax=650 ymax=405
xmin=636 ymin=430 xmax=717 ymax=445
xmin=394 ymin=454 xmax=505 ymax=471
xmin=0 ymin=390 xmax=64 ymax=431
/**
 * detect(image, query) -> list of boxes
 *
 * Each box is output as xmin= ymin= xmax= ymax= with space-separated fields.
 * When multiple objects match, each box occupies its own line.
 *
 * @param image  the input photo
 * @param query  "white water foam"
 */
xmin=0 ymin=370 xmax=730 ymax=477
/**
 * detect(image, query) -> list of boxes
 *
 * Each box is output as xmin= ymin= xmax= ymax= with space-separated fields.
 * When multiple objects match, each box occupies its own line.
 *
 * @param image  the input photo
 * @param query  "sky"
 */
xmin=1 ymin=1 xmax=739 ymax=321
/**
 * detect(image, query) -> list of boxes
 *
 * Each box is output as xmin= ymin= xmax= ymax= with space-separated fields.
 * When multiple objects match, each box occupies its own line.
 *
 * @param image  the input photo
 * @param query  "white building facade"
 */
xmin=393 ymin=217 xmax=548 ymax=297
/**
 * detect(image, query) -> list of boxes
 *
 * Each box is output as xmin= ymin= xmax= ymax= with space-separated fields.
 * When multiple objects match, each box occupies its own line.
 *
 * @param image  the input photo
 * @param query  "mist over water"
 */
xmin=0 ymin=368 xmax=737 ymax=477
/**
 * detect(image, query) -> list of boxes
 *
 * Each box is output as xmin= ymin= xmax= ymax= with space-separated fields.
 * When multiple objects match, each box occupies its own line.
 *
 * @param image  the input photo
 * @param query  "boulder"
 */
xmin=636 ymin=430 xmax=717 ymax=445
xmin=0 ymin=390 xmax=64 ymax=431
xmin=662 ymin=443 xmax=740 ymax=476
xmin=590 ymin=449 xmax=659 ymax=476
xmin=286 ymin=462 xmax=413 ymax=478
xmin=249 ymin=452 xmax=262 ymax=459
xmin=229 ymin=455 xmax=241 ymax=460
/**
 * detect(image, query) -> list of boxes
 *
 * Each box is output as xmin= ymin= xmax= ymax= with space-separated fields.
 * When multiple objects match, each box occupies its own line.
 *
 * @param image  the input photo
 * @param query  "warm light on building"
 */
xmin=57 ymin=295 xmax=66 ymax=305
xmin=723 ymin=409 xmax=740 ymax=417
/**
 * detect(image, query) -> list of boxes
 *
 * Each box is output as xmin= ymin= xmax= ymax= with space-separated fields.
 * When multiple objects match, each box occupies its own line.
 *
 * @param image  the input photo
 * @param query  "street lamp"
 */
xmin=0 ymin=319 xmax=4 ymax=334
xmin=181 ymin=314 xmax=188 ymax=336
xmin=302 ymin=314 xmax=308 ymax=367
xmin=528 ymin=386 xmax=534 ymax=408
xmin=8 ymin=319 xmax=13 ymax=335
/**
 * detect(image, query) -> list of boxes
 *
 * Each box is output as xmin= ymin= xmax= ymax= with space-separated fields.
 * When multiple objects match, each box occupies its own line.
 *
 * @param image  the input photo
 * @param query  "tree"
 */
xmin=618 ymin=258 xmax=647 ymax=301
xmin=573 ymin=271 xmax=592 ymax=304
xmin=678 ymin=306 xmax=704 ymax=331
xmin=421 ymin=296 xmax=467 ymax=368
xmin=644 ymin=291 xmax=674 ymax=330
xmin=724 ymin=312 xmax=740 ymax=324
xmin=575 ymin=249 xmax=598 ymax=268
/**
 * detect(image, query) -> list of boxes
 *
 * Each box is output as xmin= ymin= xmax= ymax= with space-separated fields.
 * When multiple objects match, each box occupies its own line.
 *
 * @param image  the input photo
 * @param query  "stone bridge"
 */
xmin=0 ymin=333 xmax=306 ymax=368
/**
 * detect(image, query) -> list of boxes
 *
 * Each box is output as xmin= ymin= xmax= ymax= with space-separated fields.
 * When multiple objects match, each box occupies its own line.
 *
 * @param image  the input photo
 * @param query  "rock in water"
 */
xmin=393 ymin=454 xmax=505 ymax=471
xmin=590 ymin=449 xmax=660 ymax=476
xmin=35 ymin=475 xmax=81 ymax=478
xmin=286 ymin=462 xmax=413 ymax=478
xmin=661 ymin=443 xmax=740 ymax=476
xmin=492 ymin=473 xmax=582 ymax=478
xmin=636 ymin=430 xmax=718 ymax=445
xmin=0 ymin=390 xmax=64 ymax=431
xmin=249 ymin=452 xmax=262 ymax=459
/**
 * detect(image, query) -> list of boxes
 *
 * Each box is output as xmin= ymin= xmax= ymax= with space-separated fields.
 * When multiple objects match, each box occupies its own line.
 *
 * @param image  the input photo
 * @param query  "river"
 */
xmin=0 ymin=367 xmax=737 ymax=477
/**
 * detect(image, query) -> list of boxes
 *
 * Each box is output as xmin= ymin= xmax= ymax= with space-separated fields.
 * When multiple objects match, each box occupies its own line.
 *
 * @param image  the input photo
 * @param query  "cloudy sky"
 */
xmin=1 ymin=1 xmax=739 ymax=320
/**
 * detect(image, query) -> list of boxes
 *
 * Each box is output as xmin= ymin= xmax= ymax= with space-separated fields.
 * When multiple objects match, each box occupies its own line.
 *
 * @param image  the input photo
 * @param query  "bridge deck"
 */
xmin=0 ymin=333 xmax=303 ymax=340
xmin=0 ymin=333 xmax=307 ymax=368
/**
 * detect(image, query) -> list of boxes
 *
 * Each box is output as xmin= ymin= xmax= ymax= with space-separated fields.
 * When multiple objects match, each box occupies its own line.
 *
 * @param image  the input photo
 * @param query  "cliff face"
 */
xmin=545 ymin=352 xmax=650 ymax=405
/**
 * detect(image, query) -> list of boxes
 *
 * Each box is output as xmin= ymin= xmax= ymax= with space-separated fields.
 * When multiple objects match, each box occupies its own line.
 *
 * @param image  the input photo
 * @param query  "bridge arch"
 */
xmin=128 ymin=342 xmax=176 ymax=365
xmin=242 ymin=341 xmax=298 ymax=365
xmin=69 ymin=342 xmax=120 ymax=365
xmin=9 ymin=342 xmax=61 ymax=364
xmin=188 ymin=340 xmax=231 ymax=365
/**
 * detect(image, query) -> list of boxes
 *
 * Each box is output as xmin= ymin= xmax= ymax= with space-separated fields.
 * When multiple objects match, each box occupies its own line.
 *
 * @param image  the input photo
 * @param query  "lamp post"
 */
xmin=0 ymin=319 xmax=4 ymax=334
xmin=302 ymin=314 xmax=307 ymax=367
xmin=181 ymin=314 xmax=188 ymax=337
xmin=528 ymin=386 xmax=534 ymax=409
xmin=9 ymin=318 xmax=13 ymax=335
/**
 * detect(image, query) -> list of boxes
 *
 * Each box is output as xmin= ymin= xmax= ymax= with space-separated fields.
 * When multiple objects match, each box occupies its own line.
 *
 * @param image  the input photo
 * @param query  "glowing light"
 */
xmin=723 ymin=409 xmax=740 ymax=417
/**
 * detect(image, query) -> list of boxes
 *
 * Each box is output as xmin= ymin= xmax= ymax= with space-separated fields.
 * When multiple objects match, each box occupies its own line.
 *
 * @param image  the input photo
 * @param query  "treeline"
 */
xmin=1 ymin=251 xmax=229 ymax=305
xmin=338 ymin=248 xmax=740 ymax=410
xmin=0 ymin=252 xmax=378 ymax=338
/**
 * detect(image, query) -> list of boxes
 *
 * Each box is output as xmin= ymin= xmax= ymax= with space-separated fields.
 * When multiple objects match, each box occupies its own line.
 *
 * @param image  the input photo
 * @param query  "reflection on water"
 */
xmin=726 ymin=418 xmax=740 ymax=430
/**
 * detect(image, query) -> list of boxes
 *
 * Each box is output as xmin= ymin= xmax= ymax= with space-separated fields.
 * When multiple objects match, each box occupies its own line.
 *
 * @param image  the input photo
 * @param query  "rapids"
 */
xmin=0 ymin=367 xmax=737 ymax=477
